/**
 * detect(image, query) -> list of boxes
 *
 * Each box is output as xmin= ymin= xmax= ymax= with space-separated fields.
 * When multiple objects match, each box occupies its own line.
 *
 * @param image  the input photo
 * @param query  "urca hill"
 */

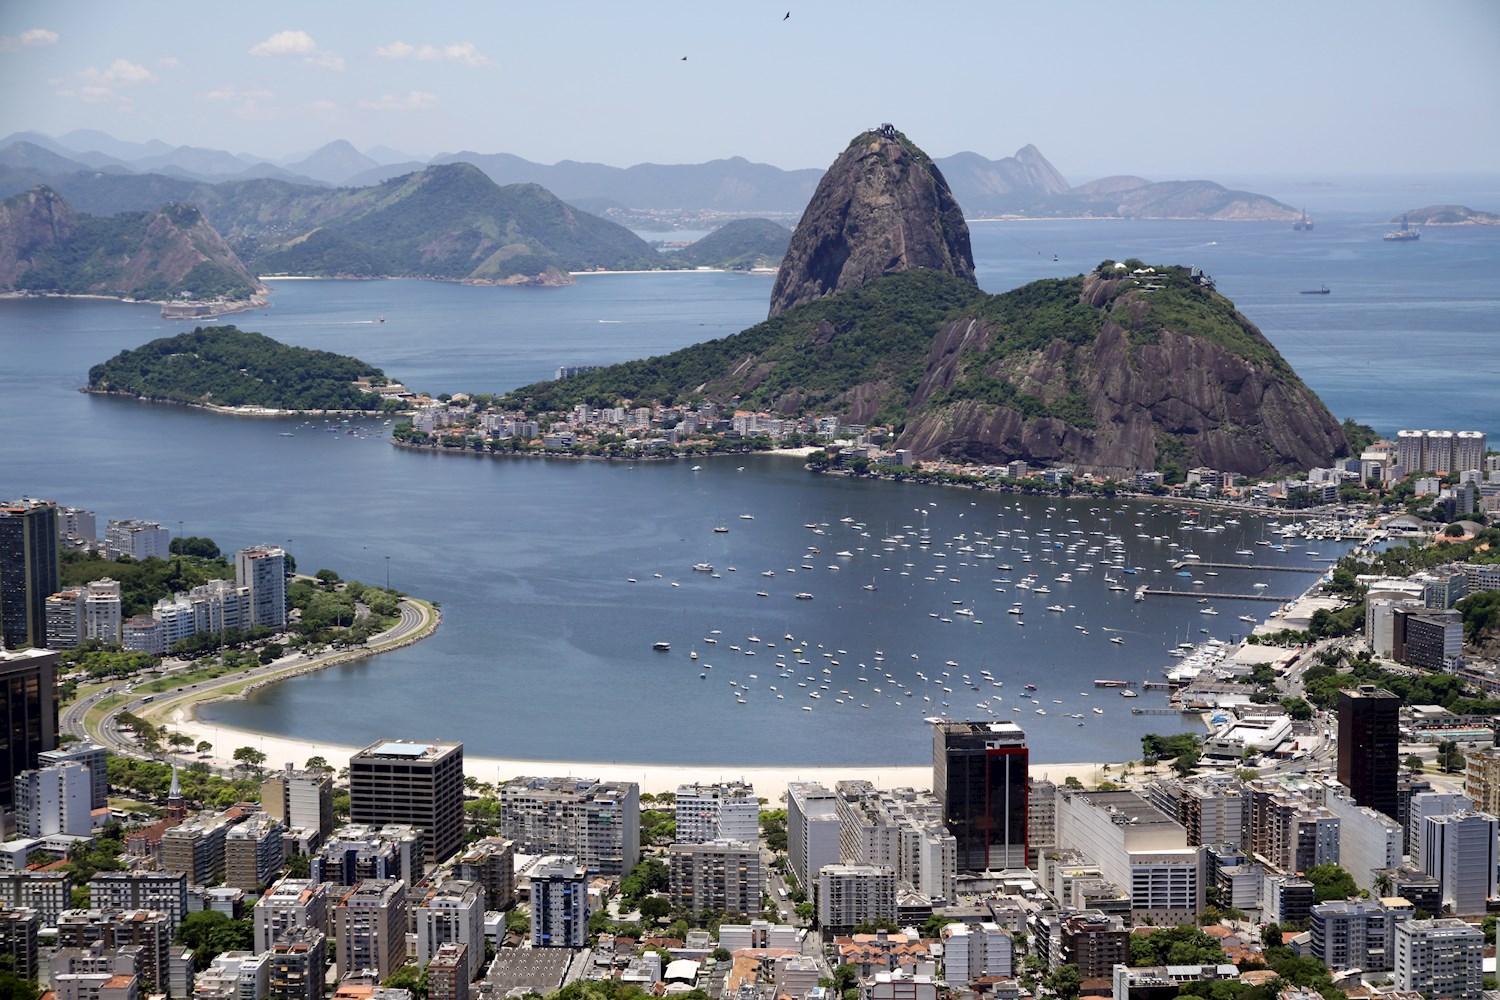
xmin=505 ymin=126 xmax=1349 ymax=479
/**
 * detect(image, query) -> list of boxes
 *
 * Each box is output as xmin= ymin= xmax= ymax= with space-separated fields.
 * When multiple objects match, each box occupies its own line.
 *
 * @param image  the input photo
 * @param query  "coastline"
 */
xmin=80 ymin=388 xmax=406 ymax=420
xmin=164 ymin=711 xmax=1121 ymax=798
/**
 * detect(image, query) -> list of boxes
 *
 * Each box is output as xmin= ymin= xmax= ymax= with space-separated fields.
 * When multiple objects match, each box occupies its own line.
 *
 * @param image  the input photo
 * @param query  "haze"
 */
xmin=3 ymin=0 xmax=1497 ymax=181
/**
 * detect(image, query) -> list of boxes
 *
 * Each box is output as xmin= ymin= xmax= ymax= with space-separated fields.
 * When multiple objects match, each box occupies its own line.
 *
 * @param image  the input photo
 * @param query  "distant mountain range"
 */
xmin=0 ymin=130 xmax=1297 ymax=221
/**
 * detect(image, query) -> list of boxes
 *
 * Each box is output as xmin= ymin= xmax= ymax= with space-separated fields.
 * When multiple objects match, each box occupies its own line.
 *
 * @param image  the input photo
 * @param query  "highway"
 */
xmin=63 ymin=598 xmax=435 ymax=766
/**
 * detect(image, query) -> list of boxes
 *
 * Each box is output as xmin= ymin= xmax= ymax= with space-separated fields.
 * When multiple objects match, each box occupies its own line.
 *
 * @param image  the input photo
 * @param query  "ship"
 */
xmin=1300 ymin=285 xmax=1331 ymax=295
xmin=1384 ymin=215 xmax=1421 ymax=242
xmin=1292 ymin=209 xmax=1314 ymax=231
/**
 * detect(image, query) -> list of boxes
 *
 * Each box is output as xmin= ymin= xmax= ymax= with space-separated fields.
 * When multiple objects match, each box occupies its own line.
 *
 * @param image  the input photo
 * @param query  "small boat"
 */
xmin=691 ymin=465 xmax=702 ymax=471
xmin=1239 ymin=615 xmax=1257 ymax=623
xmin=278 ymin=431 xmax=294 ymax=437
xmin=1300 ymin=285 xmax=1330 ymax=295
xmin=739 ymin=513 xmax=755 ymax=520
xmin=689 ymin=650 xmax=698 ymax=660
xmin=756 ymin=591 xmax=769 ymax=597
xmin=653 ymin=642 xmax=671 ymax=651
xmin=692 ymin=562 xmax=714 ymax=572
xmin=795 ymin=593 xmax=814 ymax=600
xmin=1110 ymin=636 xmax=1124 ymax=645
xmin=714 ymin=525 xmax=729 ymax=533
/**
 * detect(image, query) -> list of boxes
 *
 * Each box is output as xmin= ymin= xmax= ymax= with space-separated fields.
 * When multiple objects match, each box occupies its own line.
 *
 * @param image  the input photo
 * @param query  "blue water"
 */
xmin=2 ymin=213 xmax=1497 ymax=767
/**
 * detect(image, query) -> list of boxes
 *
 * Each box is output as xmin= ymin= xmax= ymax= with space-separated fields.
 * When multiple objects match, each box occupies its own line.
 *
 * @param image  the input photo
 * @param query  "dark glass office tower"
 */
xmin=933 ymin=721 xmax=1029 ymax=871
xmin=1338 ymin=685 xmax=1401 ymax=819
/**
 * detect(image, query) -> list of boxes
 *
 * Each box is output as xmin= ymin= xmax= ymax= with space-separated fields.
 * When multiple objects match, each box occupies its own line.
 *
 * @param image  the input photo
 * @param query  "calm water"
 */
xmin=3 ymin=216 xmax=1497 ymax=766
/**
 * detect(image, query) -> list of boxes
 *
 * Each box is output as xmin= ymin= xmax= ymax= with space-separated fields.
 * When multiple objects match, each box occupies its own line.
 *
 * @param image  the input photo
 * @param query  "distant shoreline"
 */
xmin=79 ymin=388 xmax=402 ymax=419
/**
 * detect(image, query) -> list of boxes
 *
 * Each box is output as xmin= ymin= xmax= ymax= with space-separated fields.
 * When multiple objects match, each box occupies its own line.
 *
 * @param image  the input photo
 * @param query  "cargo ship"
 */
xmin=1384 ymin=215 xmax=1421 ymax=242
xmin=1292 ymin=209 xmax=1314 ymax=231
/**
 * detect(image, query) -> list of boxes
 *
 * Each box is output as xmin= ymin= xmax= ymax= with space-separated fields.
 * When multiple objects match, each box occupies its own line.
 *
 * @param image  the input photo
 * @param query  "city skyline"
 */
xmin=2 ymin=1 xmax=1498 ymax=180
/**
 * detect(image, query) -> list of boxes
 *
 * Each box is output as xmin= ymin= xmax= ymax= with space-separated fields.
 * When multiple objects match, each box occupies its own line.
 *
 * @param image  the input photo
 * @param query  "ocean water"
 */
xmin=2 ymin=213 xmax=1496 ymax=767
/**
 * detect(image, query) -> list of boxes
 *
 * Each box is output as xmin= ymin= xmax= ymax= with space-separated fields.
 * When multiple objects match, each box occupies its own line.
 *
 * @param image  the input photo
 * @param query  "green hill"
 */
xmin=500 ymin=263 xmax=1348 ymax=478
xmin=672 ymin=218 xmax=791 ymax=270
xmin=87 ymin=326 xmax=395 ymax=411
xmin=253 ymin=163 xmax=664 ymax=281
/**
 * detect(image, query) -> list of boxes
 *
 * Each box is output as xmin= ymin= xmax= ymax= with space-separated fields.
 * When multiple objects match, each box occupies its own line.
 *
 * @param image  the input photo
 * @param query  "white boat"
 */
xmin=1110 ymin=636 xmax=1124 ymax=644
xmin=740 ymin=513 xmax=755 ymax=520
xmin=795 ymin=593 xmax=814 ymax=600
xmin=692 ymin=562 xmax=713 ymax=572
xmin=653 ymin=642 xmax=671 ymax=651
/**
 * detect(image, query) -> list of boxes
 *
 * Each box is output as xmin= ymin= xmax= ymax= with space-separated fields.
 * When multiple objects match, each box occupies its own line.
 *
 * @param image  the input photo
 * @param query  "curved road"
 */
xmin=64 ymin=598 xmax=435 ymax=766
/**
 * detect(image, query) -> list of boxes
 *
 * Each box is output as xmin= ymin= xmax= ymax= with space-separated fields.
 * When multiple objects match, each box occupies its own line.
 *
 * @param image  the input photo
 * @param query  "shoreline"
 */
xmin=164 ymin=710 xmax=1123 ymax=798
xmin=390 ymin=438 xmax=817 ymax=462
xmin=81 ymin=389 xmax=406 ymax=420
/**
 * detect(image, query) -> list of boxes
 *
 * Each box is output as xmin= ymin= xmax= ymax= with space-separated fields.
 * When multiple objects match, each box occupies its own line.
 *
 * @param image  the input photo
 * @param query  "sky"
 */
xmin=2 ymin=0 xmax=1498 ymax=182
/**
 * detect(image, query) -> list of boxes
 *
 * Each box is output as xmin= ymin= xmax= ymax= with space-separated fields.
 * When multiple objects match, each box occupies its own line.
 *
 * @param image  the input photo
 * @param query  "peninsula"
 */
xmin=1394 ymin=204 xmax=1500 ymax=226
xmin=85 ymin=326 xmax=409 ymax=414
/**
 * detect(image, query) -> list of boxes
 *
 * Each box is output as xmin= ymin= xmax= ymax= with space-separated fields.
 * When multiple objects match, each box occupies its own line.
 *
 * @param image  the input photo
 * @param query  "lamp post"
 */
xmin=385 ymin=555 xmax=391 ymax=590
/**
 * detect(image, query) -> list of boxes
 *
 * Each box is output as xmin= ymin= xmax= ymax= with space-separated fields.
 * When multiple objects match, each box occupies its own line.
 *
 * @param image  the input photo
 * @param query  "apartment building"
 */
xmin=349 ymin=739 xmax=465 ymax=865
xmin=499 ymin=776 xmax=639 ymax=876
xmin=667 ymin=840 xmax=763 ymax=917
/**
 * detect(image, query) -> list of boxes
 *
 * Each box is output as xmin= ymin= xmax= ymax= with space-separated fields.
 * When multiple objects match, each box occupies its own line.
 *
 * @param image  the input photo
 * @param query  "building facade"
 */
xmin=786 ymin=781 xmax=841 ymax=893
xmin=1 ymin=498 xmax=61 ymax=651
xmin=349 ymin=739 xmax=465 ymax=865
xmin=499 ymin=776 xmax=640 ymax=877
xmin=667 ymin=840 xmax=763 ymax=917
xmin=1394 ymin=918 xmax=1483 ymax=999
xmin=333 ymin=879 xmax=407 ymax=980
xmin=0 ymin=647 xmax=60 ymax=809
xmin=1337 ymin=685 xmax=1401 ymax=820
xmin=234 ymin=545 xmax=287 ymax=630
xmin=932 ymin=721 xmax=1029 ymax=872
xmin=674 ymin=781 xmax=759 ymax=844
xmin=529 ymin=858 xmax=589 ymax=948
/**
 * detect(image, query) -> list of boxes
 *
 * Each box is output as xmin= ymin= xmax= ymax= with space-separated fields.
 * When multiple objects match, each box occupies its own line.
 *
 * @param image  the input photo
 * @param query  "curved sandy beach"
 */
xmin=166 ymin=712 xmax=1120 ymax=799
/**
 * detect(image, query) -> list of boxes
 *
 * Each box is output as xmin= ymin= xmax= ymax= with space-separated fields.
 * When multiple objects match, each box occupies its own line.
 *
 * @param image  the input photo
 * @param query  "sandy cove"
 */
xmin=165 ymin=711 xmax=1120 ymax=800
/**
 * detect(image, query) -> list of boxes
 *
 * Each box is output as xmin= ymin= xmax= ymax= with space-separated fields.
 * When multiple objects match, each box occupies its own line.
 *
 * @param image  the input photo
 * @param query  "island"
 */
xmin=1394 ymin=204 xmax=1500 ymax=226
xmin=85 ymin=326 xmax=412 ymax=414
xmin=667 ymin=218 xmax=792 ymax=270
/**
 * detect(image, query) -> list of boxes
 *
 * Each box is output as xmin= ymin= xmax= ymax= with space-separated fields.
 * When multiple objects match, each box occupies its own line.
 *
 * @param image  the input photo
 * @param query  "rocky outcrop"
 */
xmin=896 ymin=271 xmax=1347 ymax=477
xmin=768 ymin=126 xmax=975 ymax=318
xmin=0 ymin=186 xmax=262 ymax=300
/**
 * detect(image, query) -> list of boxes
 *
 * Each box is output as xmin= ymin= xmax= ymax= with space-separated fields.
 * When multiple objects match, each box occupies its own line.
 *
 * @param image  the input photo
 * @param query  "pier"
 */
xmin=1131 ymin=707 xmax=1201 ymax=715
xmin=1140 ymin=587 xmax=1291 ymax=601
xmin=1171 ymin=561 xmax=1323 ymax=572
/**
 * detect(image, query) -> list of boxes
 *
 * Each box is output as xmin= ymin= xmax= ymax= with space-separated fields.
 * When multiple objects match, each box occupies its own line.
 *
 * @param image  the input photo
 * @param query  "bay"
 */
xmin=2 ymin=213 xmax=1497 ymax=767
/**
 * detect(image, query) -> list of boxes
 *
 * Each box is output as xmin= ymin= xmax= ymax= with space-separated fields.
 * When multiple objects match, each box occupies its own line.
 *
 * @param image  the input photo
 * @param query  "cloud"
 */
xmin=57 ymin=58 xmax=155 ymax=104
xmin=204 ymin=86 xmax=274 ymax=102
xmin=250 ymin=30 xmax=344 ymax=70
xmin=157 ymin=56 xmax=181 ymax=69
xmin=358 ymin=90 xmax=438 ymax=111
xmin=0 ymin=28 xmax=59 ymax=53
xmin=374 ymin=40 xmax=491 ymax=67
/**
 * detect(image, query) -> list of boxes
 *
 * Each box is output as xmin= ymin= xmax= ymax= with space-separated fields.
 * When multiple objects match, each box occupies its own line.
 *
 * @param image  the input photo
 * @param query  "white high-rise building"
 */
xmin=1455 ymin=431 xmax=1487 ymax=473
xmin=786 ymin=781 xmax=841 ymax=893
xmin=39 ymin=741 xmax=108 ymax=810
xmin=816 ymin=864 xmax=896 ymax=932
xmin=1426 ymin=431 xmax=1456 ymax=473
xmin=1421 ymin=811 xmax=1498 ymax=916
xmin=57 ymin=508 xmax=96 ymax=544
xmin=1394 ymin=918 xmax=1483 ymax=999
xmin=15 ymin=762 xmax=93 ymax=837
xmin=44 ymin=589 xmax=86 ymax=650
xmin=84 ymin=579 xmax=122 ymax=645
xmin=1053 ymin=788 xmax=1202 ymax=927
xmin=675 ymin=781 xmax=760 ymax=843
xmin=235 ymin=546 xmax=287 ymax=630
xmin=105 ymin=520 xmax=170 ymax=561
xmin=152 ymin=596 xmax=198 ymax=648
xmin=187 ymin=579 xmax=252 ymax=634
xmin=835 ymin=781 xmax=957 ymax=902
xmin=941 ymin=922 xmax=1013 ymax=982
xmin=1406 ymin=791 xmax=1469 ymax=859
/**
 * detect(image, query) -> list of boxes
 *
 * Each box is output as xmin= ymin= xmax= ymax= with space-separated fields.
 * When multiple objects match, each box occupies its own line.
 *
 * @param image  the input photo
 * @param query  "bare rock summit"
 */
xmin=768 ymin=125 xmax=975 ymax=318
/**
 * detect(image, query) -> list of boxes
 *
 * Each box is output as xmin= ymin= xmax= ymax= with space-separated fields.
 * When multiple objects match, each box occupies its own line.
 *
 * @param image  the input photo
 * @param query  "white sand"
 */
xmin=165 ymin=712 xmax=1122 ymax=799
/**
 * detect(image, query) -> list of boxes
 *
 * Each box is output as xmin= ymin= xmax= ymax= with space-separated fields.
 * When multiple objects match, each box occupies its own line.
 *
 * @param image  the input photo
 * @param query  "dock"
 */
xmin=1140 ymin=587 xmax=1291 ymax=601
xmin=1131 ymin=707 xmax=1201 ymax=715
xmin=1171 ymin=561 xmax=1322 ymax=573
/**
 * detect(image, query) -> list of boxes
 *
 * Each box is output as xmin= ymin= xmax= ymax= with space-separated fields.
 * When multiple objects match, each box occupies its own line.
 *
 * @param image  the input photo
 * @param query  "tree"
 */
xmin=231 ymin=746 xmax=267 ymax=775
xmin=305 ymin=756 xmax=331 ymax=771
xmin=1262 ymin=922 xmax=1282 ymax=948
xmin=1128 ymin=924 xmax=1228 ymax=967
xmin=1043 ymin=963 xmax=1082 ymax=1000
xmin=639 ymin=896 xmax=671 ymax=922
xmin=1305 ymin=863 xmax=1357 ymax=902
xmin=0 ymin=967 xmax=43 ymax=1000
xmin=383 ymin=964 xmax=428 ymax=999
xmin=1446 ymin=523 xmax=1466 ymax=538
xmin=1404 ymin=754 xmax=1424 ymax=773
xmin=196 ymin=741 xmax=213 ymax=755
xmin=176 ymin=911 xmax=255 ymax=970
xmin=1279 ymin=696 xmax=1314 ymax=721
xmin=165 ymin=731 xmax=194 ymax=751
xmin=795 ymin=901 xmax=814 ymax=922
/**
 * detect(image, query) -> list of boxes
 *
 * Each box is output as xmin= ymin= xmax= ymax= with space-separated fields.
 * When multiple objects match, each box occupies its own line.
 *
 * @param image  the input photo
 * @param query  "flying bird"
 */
xmin=680 ymin=56 xmax=687 ymax=60
xmin=784 ymin=10 xmax=791 ymax=19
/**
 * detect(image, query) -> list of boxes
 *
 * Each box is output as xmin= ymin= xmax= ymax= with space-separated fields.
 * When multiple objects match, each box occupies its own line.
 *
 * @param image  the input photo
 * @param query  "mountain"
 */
xmin=252 ymin=163 xmax=665 ymax=282
xmin=1052 ymin=177 xmax=1298 ymax=221
xmin=672 ymin=218 xmax=790 ymax=270
xmin=0 ymin=186 xmax=263 ymax=302
xmin=0 ymin=141 xmax=98 ymax=175
xmin=283 ymin=140 xmax=381 ymax=185
xmin=769 ymin=126 xmax=975 ymax=318
xmin=433 ymin=150 xmax=824 ymax=212
xmin=507 ymin=264 xmax=1346 ymax=478
xmin=1396 ymin=204 xmax=1500 ymax=226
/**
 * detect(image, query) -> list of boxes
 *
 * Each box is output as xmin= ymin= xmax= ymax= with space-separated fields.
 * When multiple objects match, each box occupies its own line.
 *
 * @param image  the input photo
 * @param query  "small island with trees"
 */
xmin=85 ymin=326 xmax=411 ymax=415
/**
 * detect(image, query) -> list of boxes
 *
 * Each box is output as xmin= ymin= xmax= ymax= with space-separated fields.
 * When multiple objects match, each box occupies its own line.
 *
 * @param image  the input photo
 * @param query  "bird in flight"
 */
xmin=680 ymin=56 xmax=687 ymax=60
xmin=784 ymin=10 xmax=791 ymax=19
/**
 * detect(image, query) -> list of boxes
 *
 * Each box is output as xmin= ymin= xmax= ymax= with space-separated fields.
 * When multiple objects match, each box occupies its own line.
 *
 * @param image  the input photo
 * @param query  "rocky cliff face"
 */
xmin=896 ymin=271 xmax=1347 ymax=477
xmin=0 ymin=185 xmax=77 ymax=285
xmin=0 ymin=186 xmax=262 ymax=300
xmin=768 ymin=126 xmax=975 ymax=318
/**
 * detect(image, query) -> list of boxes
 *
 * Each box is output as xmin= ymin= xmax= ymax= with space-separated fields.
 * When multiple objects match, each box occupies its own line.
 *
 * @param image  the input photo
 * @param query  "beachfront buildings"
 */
xmin=235 ymin=544 xmax=288 ymax=630
xmin=834 ymin=781 xmax=956 ymax=902
xmin=932 ymin=721 xmax=1029 ymax=872
xmin=349 ymin=739 xmax=465 ymax=865
xmin=675 ymin=781 xmax=759 ymax=843
xmin=0 ymin=498 xmax=60 ymax=651
xmin=1395 ymin=429 xmax=1487 ymax=477
xmin=529 ymin=858 xmax=589 ymax=948
xmin=104 ymin=520 xmax=169 ymax=561
xmin=0 ymin=647 xmax=60 ymax=809
xmin=310 ymin=824 xmax=421 ymax=887
xmin=45 ymin=581 xmax=122 ymax=648
xmin=786 ymin=781 xmax=840 ymax=892
xmin=1337 ymin=685 xmax=1401 ymax=820
xmin=499 ymin=776 xmax=639 ymax=876
xmin=454 ymin=837 xmax=516 ymax=911
xmin=260 ymin=764 xmax=336 ymax=850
